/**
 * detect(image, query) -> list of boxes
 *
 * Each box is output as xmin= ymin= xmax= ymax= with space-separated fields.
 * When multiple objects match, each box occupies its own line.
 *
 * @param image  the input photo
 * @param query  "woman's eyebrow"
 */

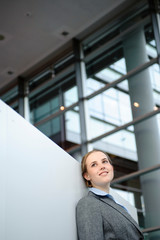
xmin=101 ymin=157 xmax=107 ymax=160
xmin=89 ymin=161 xmax=97 ymax=166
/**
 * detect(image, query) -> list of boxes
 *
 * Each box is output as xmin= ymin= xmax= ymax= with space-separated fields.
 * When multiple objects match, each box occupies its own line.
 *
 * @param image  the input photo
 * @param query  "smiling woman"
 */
xmin=76 ymin=150 xmax=144 ymax=240
xmin=82 ymin=150 xmax=114 ymax=192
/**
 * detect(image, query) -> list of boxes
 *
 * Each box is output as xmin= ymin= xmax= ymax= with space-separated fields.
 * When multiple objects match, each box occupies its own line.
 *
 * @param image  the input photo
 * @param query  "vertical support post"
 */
xmin=73 ymin=38 xmax=92 ymax=156
xmin=149 ymin=0 xmax=160 ymax=64
xmin=59 ymin=88 xmax=66 ymax=149
xmin=123 ymin=27 xmax=160 ymax=239
xmin=18 ymin=78 xmax=24 ymax=117
xmin=18 ymin=77 xmax=30 ymax=121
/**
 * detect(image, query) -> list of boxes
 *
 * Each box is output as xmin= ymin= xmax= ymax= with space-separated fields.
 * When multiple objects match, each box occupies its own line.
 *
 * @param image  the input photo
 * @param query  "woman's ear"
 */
xmin=83 ymin=172 xmax=91 ymax=181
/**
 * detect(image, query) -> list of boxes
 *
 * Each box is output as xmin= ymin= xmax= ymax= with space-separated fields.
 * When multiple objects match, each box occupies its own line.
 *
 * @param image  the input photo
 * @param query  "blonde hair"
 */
xmin=81 ymin=149 xmax=112 ymax=187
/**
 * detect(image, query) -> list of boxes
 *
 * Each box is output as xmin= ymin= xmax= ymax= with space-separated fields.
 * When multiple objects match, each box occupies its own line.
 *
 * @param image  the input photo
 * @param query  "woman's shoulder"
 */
xmin=76 ymin=191 xmax=99 ymax=209
xmin=76 ymin=192 xmax=102 ymax=219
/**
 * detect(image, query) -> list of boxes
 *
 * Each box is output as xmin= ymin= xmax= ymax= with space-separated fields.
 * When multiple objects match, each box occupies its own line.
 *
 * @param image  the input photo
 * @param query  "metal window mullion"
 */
xmin=34 ymin=102 xmax=78 ymax=127
xmin=86 ymin=57 xmax=157 ymax=100
xmin=142 ymin=225 xmax=160 ymax=234
xmin=18 ymin=78 xmax=30 ymax=121
xmin=24 ymin=80 xmax=30 ymax=121
xmin=18 ymin=77 xmax=25 ymax=117
xmin=59 ymin=88 xmax=66 ymax=148
xmin=150 ymin=0 xmax=160 ymax=64
xmin=111 ymin=163 xmax=160 ymax=185
xmin=88 ymin=107 xmax=160 ymax=144
xmin=85 ymin=16 xmax=150 ymax=63
xmin=73 ymin=38 xmax=92 ymax=156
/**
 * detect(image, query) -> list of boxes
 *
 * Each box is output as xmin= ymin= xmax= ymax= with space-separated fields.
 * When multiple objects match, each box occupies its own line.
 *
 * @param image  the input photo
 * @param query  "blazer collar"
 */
xmin=88 ymin=191 xmax=143 ymax=234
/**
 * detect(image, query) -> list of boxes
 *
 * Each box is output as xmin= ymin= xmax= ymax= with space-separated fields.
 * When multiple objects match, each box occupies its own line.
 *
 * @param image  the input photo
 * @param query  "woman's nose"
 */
xmin=100 ymin=166 xmax=105 ymax=170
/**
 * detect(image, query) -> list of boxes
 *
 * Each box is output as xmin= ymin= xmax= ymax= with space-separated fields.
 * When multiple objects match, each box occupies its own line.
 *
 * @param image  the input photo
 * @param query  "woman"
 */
xmin=76 ymin=150 xmax=144 ymax=240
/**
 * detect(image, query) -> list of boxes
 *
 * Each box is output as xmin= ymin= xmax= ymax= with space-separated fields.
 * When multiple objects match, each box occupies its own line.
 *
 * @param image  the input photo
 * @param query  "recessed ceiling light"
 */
xmin=0 ymin=34 xmax=5 ymax=41
xmin=25 ymin=12 xmax=32 ymax=17
xmin=7 ymin=70 xmax=14 ymax=75
xmin=61 ymin=31 xmax=69 ymax=36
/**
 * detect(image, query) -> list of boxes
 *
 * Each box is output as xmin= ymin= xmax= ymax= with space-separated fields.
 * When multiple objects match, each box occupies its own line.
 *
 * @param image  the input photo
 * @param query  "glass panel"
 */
xmin=86 ymin=57 xmax=129 ymax=95
xmin=64 ymin=86 xmax=78 ymax=107
xmin=113 ymin=188 xmax=135 ymax=206
xmin=29 ymin=69 xmax=76 ymax=147
xmin=30 ymin=96 xmax=59 ymax=124
xmin=0 ymin=86 xmax=19 ymax=112
xmin=88 ymin=82 xmax=133 ymax=139
xmin=0 ymin=86 xmax=18 ymax=103
xmin=97 ymin=129 xmax=137 ymax=161
xmin=86 ymin=78 xmax=105 ymax=95
xmin=65 ymin=107 xmax=81 ymax=144
xmin=95 ymin=68 xmax=121 ymax=83
xmin=35 ymin=116 xmax=60 ymax=138
xmin=90 ymin=118 xmax=114 ymax=139
xmin=38 ymin=121 xmax=52 ymax=137
xmin=150 ymin=64 xmax=160 ymax=92
xmin=110 ymin=58 xmax=127 ymax=75
xmin=34 ymin=101 xmax=51 ymax=122
xmin=146 ymin=40 xmax=157 ymax=58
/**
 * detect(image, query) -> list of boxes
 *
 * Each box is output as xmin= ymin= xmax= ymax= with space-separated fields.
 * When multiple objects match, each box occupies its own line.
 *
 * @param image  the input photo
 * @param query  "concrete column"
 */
xmin=123 ymin=27 xmax=160 ymax=238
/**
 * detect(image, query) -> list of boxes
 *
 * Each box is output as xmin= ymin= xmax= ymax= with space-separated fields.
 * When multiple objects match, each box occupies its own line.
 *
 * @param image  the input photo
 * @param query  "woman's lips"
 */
xmin=99 ymin=171 xmax=108 ymax=176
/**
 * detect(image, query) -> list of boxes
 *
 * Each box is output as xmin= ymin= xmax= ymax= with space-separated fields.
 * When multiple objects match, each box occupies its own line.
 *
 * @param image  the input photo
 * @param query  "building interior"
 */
xmin=0 ymin=0 xmax=160 ymax=238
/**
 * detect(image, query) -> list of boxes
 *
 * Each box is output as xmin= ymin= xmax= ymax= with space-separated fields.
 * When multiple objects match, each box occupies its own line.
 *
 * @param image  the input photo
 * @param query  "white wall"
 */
xmin=0 ymin=100 xmax=138 ymax=240
xmin=0 ymin=100 xmax=86 ymax=240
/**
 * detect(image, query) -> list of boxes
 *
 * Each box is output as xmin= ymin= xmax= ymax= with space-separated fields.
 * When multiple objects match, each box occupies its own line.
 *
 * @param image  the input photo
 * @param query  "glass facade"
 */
xmin=0 ymin=0 xmax=160 ymax=236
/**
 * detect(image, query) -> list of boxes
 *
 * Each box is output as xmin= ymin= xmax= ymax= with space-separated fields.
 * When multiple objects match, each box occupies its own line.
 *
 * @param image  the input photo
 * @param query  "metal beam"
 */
xmin=142 ymin=225 xmax=160 ymax=234
xmin=111 ymin=164 xmax=160 ymax=185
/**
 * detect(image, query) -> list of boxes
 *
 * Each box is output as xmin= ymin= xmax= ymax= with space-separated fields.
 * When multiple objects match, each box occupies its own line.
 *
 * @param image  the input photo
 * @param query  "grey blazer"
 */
xmin=76 ymin=191 xmax=144 ymax=240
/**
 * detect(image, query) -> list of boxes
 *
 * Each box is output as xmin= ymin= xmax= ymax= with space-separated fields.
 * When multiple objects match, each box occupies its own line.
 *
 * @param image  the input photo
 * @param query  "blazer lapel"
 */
xmin=100 ymin=196 xmax=142 ymax=233
xmin=89 ymin=191 xmax=142 ymax=233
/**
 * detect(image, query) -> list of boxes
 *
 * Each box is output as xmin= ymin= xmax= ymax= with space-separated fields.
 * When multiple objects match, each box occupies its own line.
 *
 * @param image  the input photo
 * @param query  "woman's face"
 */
xmin=83 ymin=151 xmax=114 ymax=191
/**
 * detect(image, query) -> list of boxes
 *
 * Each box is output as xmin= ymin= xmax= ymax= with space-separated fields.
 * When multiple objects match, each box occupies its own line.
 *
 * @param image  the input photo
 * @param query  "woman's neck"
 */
xmin=92 ymin=185 xmax=110 ymax=194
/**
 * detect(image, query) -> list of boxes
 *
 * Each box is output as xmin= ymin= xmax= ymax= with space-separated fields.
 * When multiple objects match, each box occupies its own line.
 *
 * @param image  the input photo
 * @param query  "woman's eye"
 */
xmin=103 ymin=160 xmax=108 ymax=163
xmin=91 ymin=163 xmax=96 ymax=167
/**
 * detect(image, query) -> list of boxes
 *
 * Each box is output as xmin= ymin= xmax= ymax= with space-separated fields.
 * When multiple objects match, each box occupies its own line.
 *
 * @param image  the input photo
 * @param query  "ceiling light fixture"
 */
xmin=133 ymin=102 xmax=140 ymax=108
xmin=154 ymin=106 xmax=158 ymax=111
xmin=60 ymin=106 xmax=65 ymax=111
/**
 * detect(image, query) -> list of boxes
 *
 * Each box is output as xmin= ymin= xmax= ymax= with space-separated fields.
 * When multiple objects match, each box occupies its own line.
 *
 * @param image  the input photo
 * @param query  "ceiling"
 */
xmin=0 ymin=0 xmax=137 ymax=93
